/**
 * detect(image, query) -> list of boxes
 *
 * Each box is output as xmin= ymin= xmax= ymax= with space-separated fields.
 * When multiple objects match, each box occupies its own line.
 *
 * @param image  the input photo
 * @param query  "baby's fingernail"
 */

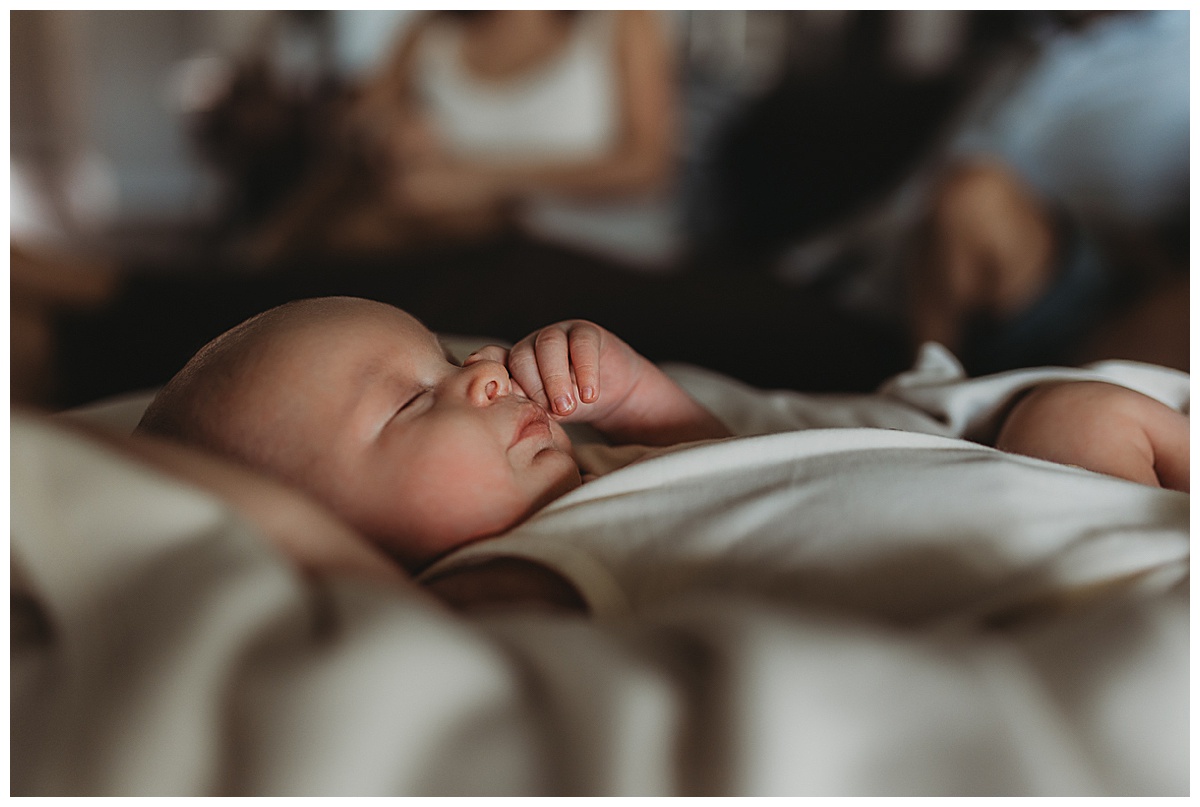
xmin=553 ymin=395 xmax=573 ymax=414
xmin=580 ymin=386 xmax=595 ymax=402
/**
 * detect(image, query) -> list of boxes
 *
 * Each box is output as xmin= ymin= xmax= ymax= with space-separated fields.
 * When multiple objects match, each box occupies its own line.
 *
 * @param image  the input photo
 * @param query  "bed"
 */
xmin=11 ymin=339 xmax=1189 ymax=796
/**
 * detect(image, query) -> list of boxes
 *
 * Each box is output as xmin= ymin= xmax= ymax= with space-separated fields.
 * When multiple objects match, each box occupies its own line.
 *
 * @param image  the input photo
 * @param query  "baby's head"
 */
xmin=138 ymin=296 xmax=580 ymax=569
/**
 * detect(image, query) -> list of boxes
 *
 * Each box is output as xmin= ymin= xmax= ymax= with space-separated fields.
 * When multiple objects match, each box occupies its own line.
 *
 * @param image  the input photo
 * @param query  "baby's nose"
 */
xmin=464 ymin=359 xmax=512 ymax=405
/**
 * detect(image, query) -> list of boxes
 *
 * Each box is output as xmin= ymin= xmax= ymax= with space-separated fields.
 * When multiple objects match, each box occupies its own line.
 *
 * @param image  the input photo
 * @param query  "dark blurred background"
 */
xmin=11 ymin=10 xmax=1189 ymax=411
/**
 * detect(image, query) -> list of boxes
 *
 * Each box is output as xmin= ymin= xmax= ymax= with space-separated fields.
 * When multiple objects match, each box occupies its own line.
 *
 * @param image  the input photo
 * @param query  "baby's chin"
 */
xmin=536 ymin=461 xmax=583 ymax=508
xmin=405 ymin=472 xmax=582 ymax=572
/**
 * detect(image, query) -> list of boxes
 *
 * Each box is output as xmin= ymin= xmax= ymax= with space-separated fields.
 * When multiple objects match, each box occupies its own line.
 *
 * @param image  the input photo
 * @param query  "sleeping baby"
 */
xmin=136 ymin=296 xmax=1189 ymax=612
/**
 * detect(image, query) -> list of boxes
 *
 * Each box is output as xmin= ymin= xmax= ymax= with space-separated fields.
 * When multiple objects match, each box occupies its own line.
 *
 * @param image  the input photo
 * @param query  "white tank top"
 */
xmin=412 ymin=12 xmax=620 ymax=160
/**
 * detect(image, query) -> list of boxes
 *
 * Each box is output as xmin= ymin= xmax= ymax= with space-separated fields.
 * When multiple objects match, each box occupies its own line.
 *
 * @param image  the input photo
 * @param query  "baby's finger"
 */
xmin=534 ymin=326 xmax=576 ymax=415
xmin=567 ymin=322 xmax=602 ymax=404
xmin=462 ymin=344 xmax=509 ymax=367
xmin=506 ymin=338 xmax=549 ymax=408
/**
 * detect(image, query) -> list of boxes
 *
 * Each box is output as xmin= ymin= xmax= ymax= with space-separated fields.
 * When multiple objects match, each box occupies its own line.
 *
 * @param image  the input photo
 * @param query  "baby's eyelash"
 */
xmin=397 ymin=388 xmax=429 ymax=414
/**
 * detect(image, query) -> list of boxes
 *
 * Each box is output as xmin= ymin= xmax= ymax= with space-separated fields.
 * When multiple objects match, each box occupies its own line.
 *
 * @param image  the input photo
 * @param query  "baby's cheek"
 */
xmin=518 ymin=440 xmax=582 ymax=511
xmin=378 ymin=483 xmax=525 ymax=568
xmin=421 ymin=450 xmax=530 ymax=530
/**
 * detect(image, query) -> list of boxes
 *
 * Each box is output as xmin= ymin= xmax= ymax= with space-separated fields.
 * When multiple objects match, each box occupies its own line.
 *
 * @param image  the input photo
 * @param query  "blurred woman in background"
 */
xmin=254 ymin=10 xmax=677 ymax=264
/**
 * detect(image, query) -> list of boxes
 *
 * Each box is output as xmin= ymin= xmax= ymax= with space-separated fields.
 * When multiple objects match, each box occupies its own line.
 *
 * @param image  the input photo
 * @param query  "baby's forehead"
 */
xmin=256 ymin=305 xmax=443 ymax=381
xmin=276 ymin=303 xmax=433 ymax=348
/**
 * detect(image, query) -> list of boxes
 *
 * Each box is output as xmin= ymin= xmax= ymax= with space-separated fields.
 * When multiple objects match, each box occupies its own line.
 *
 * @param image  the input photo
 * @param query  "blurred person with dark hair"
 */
xmin=711 ymin=11 xmax=1031 ymax=267
xmin=253 ymin=10 xmax=678 ymax=265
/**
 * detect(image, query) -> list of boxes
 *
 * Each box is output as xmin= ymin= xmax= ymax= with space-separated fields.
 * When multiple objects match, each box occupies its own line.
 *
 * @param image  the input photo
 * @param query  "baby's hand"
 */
xmin=502 ymin=319 xmax=649 ymax=423
xmin=995 ymin=381 xmax=1189 ymax=492
xmin=468 ymin=321 xmax=728 ymax=446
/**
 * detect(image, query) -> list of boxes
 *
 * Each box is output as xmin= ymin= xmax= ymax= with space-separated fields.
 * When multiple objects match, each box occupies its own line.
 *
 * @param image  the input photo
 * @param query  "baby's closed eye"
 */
xmin=394 ymin=388 xmax=432 ymax=419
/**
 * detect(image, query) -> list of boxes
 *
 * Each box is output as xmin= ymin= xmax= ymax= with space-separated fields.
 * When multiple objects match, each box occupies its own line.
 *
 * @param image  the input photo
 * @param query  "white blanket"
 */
xmin=424 ymin=427 xmax=1188 ymax=623
xmin=425 ymin=345 xmax=1189 ymax=622
xmin=11 ymin=347 xmax=1189 ymax=795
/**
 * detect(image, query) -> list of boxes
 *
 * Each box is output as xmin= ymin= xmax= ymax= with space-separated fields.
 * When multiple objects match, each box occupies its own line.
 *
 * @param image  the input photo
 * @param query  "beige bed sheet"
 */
xmin=11 ymin=347 xmax=1189 ymax=795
